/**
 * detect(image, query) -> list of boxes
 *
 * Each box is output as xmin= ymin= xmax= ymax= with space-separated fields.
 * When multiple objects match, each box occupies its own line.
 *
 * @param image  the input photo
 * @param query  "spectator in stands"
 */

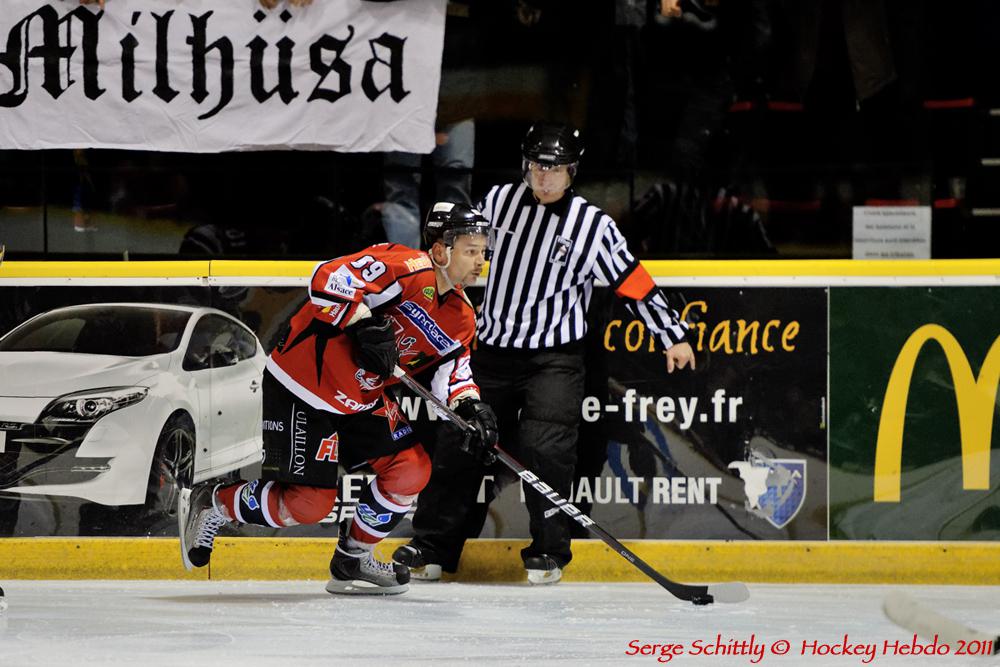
xmin=776 ymin=0 xmax=896 ymax=111
xmin=764 ymin=0 xmax=922 ymax=205
xmin=591 ymin=0 xmax=744 ymax=178
xmin=380 ymin=1 xmax=478 ymax=249
xmin=772 ymin=0 xmax=902 ymax=163
xmin=71 ymin=150 xmax=98 ymax=233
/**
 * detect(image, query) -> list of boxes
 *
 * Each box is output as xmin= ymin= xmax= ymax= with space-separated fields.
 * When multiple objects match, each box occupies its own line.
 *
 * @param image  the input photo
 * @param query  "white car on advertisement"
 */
xmin=0 ymin=303 xmax=265 ymax=514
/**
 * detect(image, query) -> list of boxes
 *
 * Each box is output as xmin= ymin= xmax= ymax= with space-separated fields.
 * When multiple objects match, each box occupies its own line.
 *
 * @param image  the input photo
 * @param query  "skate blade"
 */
xmin=526 ymin=568 xmax=562 ymax=586
xmin=176 ymin=487 xmax=194 ymax=572
xmin=325 ymin=578 xmax=409 ymax=596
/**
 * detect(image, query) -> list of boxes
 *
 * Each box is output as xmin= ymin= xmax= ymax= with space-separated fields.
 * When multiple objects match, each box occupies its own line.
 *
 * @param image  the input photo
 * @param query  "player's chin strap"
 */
xmin=389 ymin=365 xmax=751 ymax=606
xmin=431 ymin=246 xmax=457 ymax=293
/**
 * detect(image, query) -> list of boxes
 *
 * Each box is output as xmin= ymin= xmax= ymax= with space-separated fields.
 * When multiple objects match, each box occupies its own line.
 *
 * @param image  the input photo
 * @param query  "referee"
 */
xmin=395 ymin=122 xmax=695 ymax=584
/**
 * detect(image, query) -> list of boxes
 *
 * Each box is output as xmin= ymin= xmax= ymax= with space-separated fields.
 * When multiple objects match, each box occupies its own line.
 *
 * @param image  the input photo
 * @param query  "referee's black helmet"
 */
xmin=521 ymin=123 xmax=584 ymax=166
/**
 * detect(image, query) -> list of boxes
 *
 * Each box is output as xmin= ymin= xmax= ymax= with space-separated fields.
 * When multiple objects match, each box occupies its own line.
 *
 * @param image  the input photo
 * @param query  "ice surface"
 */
xmin=0 ymin=581 xmax=996 ymax=666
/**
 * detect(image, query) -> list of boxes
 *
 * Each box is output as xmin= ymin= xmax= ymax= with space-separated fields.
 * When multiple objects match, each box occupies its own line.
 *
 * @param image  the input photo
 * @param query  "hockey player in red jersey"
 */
xmin=179 ymin=202 xmax=497 ymax=595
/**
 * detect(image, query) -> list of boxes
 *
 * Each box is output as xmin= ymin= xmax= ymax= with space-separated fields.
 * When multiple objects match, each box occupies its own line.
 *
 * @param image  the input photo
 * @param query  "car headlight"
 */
xmin=40 ymin=386 xmax=149 ymax=424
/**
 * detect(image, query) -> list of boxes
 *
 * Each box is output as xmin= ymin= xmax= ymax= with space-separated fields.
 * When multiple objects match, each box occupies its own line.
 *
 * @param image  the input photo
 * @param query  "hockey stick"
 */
xmin=392 ymin=367 xmax=750 ymax=605
xmin=883 ymin=591 xmax=999 ymax=654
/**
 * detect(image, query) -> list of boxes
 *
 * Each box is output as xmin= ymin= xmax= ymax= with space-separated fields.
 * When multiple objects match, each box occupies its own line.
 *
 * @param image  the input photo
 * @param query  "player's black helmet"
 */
xmin=423 ymin=202 xmax=492 ymax=251
xmin=521 ymin=123 xmax=584 ymax=166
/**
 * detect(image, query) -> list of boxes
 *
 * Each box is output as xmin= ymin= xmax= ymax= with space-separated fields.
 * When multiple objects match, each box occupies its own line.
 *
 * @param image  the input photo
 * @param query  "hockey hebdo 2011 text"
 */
xmin=624 ymin=633 xmax=994 ymax=664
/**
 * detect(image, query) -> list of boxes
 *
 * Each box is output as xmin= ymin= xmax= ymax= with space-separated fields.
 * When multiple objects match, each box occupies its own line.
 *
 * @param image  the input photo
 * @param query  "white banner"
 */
xmin=0 ymin=0 xmax=446 ymax=152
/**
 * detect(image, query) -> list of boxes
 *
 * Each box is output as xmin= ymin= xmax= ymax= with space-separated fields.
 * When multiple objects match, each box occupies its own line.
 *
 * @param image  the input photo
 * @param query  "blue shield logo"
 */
xmin=728 ymin=454 xmax=806 ymax=529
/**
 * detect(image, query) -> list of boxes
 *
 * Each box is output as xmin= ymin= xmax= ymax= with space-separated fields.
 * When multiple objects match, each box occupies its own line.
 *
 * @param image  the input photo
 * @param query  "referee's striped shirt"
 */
xmin=477 ymin=182 xmax=690 ymax=350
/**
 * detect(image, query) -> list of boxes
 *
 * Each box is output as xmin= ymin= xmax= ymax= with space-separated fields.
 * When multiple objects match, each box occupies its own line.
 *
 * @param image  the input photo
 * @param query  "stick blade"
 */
xmin=883 ymin=591 xmax=997 ymax=649
xmin=706 ymin=582 xmax=751 ymax=604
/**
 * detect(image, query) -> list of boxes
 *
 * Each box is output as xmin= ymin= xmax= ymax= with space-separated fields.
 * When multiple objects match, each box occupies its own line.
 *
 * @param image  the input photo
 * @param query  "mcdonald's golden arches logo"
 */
xmin=874 ymin=324 xmax=999 ymax=502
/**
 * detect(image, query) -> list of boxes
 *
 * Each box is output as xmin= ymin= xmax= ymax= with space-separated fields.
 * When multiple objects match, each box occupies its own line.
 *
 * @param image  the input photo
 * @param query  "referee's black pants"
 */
xmin=410 ymin=341 xmax=585 ymax=571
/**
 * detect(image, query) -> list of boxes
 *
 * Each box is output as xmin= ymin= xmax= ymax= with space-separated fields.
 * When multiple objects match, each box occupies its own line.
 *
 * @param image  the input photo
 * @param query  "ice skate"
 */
xmin=392 ymin=543 xmax=443 ymax=582
xmin=326 ymin=522 xmax=410 ymax=595
xmin=179 ymin=483 xmax=229 ymax=571
xmin=524 ymin=555 xmax=562 ymax=585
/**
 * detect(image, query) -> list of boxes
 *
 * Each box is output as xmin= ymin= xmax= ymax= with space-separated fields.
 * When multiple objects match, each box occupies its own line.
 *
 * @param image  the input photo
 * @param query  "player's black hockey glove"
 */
xmin=454 ymin=399 xmax=498 ymax=465
xmin=346 ymin=315 xmax=398 ymax=382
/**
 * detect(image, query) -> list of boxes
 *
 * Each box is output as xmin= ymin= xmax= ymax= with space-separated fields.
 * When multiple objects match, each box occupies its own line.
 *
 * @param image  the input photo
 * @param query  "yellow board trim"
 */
xmin=1 ymin=258 xmax=999 ymax=279
xmin=0 ymin=538 xmax=208 ymax=580
xmin=0 ymin=261 xmax=211 ymax=278
xmin=209 ymin=260 xmax=318 ymax=277
xmin=2 ymin=538 xmax=998 ymax=584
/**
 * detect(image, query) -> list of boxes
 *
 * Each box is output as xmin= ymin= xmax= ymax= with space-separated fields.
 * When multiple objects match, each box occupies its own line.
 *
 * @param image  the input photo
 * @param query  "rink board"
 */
xmin=0 ymin=259 xmax=998 ymax=580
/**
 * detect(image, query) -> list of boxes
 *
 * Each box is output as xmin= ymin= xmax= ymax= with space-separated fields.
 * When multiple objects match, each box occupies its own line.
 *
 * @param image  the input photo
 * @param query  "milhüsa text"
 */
xmin=0 ymin=6 xmax=409 ymax=120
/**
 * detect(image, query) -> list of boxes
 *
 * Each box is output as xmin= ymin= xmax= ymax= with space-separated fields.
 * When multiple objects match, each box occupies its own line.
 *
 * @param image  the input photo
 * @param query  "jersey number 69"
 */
xmin=350 ymin=255 xmax=388 ymax=282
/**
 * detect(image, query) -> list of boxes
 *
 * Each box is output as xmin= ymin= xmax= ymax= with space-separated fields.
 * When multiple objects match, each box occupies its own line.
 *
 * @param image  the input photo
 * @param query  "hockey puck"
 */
xmin=0 ymin=585 xmax=6 ymax=614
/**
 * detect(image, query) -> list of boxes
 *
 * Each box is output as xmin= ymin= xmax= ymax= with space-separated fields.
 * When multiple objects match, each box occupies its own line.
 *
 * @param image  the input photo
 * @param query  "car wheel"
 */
xmin=76 ymin=413 xmax=196 ymax=537
xmin=146 ymin=412 xmax=196 ymax=518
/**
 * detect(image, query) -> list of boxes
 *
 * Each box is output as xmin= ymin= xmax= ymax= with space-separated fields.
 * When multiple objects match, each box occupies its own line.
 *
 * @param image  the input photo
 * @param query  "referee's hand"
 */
xmin=665 ymin=342 xmax=695 ymax=374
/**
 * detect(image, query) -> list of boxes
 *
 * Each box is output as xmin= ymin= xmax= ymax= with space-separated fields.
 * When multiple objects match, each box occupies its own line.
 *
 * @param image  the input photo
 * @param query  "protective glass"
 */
xmin=521 ymin=159 xmax=577 ymax=189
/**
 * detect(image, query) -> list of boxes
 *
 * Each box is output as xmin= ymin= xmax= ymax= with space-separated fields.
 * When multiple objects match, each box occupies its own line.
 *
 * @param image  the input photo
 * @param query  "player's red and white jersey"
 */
xmin=266 ymin=244 xmax=479 ymax=415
